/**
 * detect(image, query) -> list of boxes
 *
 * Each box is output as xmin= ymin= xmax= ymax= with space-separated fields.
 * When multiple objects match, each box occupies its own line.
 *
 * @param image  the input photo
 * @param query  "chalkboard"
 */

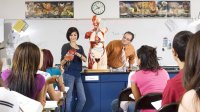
xmin=4 ymin=18 xmax=192 ymax=66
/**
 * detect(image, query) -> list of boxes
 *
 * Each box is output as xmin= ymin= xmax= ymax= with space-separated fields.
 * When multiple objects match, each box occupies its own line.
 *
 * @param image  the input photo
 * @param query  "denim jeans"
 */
xmin=62 ymin=73 xmax=86 ymax=112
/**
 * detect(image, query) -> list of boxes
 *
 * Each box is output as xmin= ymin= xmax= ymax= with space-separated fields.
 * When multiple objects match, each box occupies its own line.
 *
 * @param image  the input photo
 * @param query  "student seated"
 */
xmin=41 ymin=49 xmax=65 ymax=91
xmin=178 ymin=31 xmax=200 ymax=112
xmin=131 ymin=45 xmax=169 ymax=112
xmin=38 ymin=49 xmax=65 ymax=102
xmin=162 ymin=31 xmax=193 ymax=106
xmin=1 ymin=42 xmax=46 ymax=106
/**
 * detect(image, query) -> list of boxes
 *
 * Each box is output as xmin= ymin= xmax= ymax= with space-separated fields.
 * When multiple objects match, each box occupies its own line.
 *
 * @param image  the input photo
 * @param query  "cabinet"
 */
xmin=82 ymin=72 xmax=128 ymax=112
xmin=81 ymin=71 xmax=178 ymax=112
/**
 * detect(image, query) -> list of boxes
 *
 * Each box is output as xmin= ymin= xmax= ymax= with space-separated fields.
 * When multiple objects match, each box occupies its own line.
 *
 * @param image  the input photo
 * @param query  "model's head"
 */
xmin=66 ymin=27 xmax=79 ymax=42
xmin=40 ymin=49 xmax=54 ymax=71
xmin=121 ymin=31 xmax=134 ymax=45
xmin=137 ymin=45 xmax=160 ymax=71
xmin=172 ymin=31 xmax=193 ymax=62
xmin=184 ymin=31 xmax=200 ymax=91
xmin=7 ymin=42 xmax=40 ymax=98
xmin=92 ymin=15 xmax=101 ymax=29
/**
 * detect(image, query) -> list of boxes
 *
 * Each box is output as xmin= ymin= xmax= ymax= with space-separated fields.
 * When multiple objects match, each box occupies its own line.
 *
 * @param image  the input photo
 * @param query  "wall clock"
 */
xmin=91 ymin=1 xmax=105 ymax=15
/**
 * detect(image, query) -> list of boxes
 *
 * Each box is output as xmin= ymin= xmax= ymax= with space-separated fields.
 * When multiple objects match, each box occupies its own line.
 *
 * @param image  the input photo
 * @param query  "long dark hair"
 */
xmin=7 ymin=42 xmax=40 ymax=98
xmin=40 ymin=49 xmax=54 ymax=71
xmin=184 ymin=31 xmax=200 ymax=96
xmin=137 ymin=45 xmax=160 ymax=71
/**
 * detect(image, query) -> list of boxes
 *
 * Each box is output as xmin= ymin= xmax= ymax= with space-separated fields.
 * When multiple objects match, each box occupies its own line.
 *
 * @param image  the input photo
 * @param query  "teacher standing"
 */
xmin=61 ymin=27 xmax=87 ymax=112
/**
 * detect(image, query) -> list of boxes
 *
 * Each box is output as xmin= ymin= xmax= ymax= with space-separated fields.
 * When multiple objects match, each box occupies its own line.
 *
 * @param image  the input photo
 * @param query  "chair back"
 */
xmin=118 ymin=87 xmax=135 ymax=102
xmin=158 ymin=103 xmax=178 ymax=112
xmin=117 ymin=87 xmax=135 ymax=112
xmin=134 ymin=92 xmax=162 ymax=112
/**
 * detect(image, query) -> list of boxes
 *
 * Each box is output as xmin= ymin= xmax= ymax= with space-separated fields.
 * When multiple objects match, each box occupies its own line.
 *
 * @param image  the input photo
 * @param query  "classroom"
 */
xmin=1 ymin=0 xmax=200 ymax=112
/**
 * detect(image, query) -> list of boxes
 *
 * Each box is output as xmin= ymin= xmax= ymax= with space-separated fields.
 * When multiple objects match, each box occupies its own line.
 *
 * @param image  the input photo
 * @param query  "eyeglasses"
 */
xmin=122 ymin=36 xmax=131 ymax=41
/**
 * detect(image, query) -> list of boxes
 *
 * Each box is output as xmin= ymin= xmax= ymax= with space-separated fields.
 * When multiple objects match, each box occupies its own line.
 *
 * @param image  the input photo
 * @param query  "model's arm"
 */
xmin=85 ymin=31 xmax=92 ymax=39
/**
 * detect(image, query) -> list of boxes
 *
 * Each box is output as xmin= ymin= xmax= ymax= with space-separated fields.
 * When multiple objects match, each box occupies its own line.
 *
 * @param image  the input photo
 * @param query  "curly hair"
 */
xmin=137 ymin=45 xmax=160 ymax=71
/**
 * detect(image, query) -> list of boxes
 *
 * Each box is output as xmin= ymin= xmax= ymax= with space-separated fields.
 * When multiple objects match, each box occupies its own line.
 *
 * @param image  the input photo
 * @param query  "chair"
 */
xmin=117 ymin=87 xmax=135 ymax=112
xmin=158 ymin=103 xmax=178 ymax=112
xmin=134 ymin=92 xmax=162 ymax=112
xmin=118 ymin=87 xmax=135 ymax=102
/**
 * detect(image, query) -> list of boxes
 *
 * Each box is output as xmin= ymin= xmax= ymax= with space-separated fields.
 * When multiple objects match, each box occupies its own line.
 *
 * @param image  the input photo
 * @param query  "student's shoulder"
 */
xmin=181 ymin=89 xmax=196 ymax=105
xmin=134 ymin=70 xmax=144 ymax=77
xmin=159 ymin=68 xmax=169 ymax=74
xmin=1 ymin=69 xmax=11 ymax=81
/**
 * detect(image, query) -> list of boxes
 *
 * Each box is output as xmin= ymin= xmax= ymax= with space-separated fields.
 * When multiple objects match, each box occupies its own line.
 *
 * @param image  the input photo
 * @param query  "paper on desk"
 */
xmin=44 ymin=101 xmax=58 ymax=109
xmin=151 ymin=100 xmax=162 ymax=110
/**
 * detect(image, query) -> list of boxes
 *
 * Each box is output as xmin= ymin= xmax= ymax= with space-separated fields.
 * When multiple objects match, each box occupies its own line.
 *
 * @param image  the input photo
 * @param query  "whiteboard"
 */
xmin=4 ymin=18 xmax=192 ymax=66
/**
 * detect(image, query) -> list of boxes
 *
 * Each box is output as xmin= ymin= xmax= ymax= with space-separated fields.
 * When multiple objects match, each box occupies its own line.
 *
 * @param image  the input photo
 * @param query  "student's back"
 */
xmin=132 ymin=69 xmax=169 ymax=96
xmin=131 ymin=45 xmax=169 ymax=112
xmin=1 ymin=69 xmax=45 ymax=99
xmin=162 ymin=31 xmax=193 ymax=106
xmin=46 ymin=67 xmax=61 ymax=76
xmin=0 ymin=42 xmax=46 ymax=106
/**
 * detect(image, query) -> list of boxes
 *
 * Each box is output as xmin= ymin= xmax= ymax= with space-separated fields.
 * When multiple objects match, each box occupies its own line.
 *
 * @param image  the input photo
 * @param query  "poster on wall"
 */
xmin=167 ymin=1 xmax=190 ymax=17
xmin=25 ymin=1 xmax=74 ymax=18
xmin=119 ymin=1 xmax=190 ymax=18
xmin=120 ymin=1 xmax=143 ymax=18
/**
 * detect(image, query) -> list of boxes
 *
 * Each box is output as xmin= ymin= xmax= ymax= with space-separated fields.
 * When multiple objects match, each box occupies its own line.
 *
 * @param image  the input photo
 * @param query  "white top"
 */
xmin=0 ymin=87 xmax=20 ymax=112
xmin=37 ymin=70 xmax=51 ymax=80
xmin=0 ymin=87 xmax=43 ymax=112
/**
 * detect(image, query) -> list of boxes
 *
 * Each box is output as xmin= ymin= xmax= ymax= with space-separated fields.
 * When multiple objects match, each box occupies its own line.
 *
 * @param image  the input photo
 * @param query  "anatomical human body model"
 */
xmin=85 ymin=15 xmax=108 ymax=69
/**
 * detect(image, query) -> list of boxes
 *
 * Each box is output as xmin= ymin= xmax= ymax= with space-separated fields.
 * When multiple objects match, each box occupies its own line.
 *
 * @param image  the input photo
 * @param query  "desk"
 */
xmin=81 ymin=71 xmax=177 ymax=112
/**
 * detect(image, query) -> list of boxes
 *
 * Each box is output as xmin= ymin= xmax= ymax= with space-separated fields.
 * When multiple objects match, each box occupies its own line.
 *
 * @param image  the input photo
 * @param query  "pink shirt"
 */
xmin=131 ymin=68 xmax=169 ymax=112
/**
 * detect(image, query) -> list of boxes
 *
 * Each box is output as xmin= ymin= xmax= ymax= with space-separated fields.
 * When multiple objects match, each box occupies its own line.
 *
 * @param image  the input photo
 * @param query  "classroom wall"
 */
xmin=0 ymin=0 xmax=200 ymax=67
xmin=0 ymin=0 xmax=200 ymax=19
